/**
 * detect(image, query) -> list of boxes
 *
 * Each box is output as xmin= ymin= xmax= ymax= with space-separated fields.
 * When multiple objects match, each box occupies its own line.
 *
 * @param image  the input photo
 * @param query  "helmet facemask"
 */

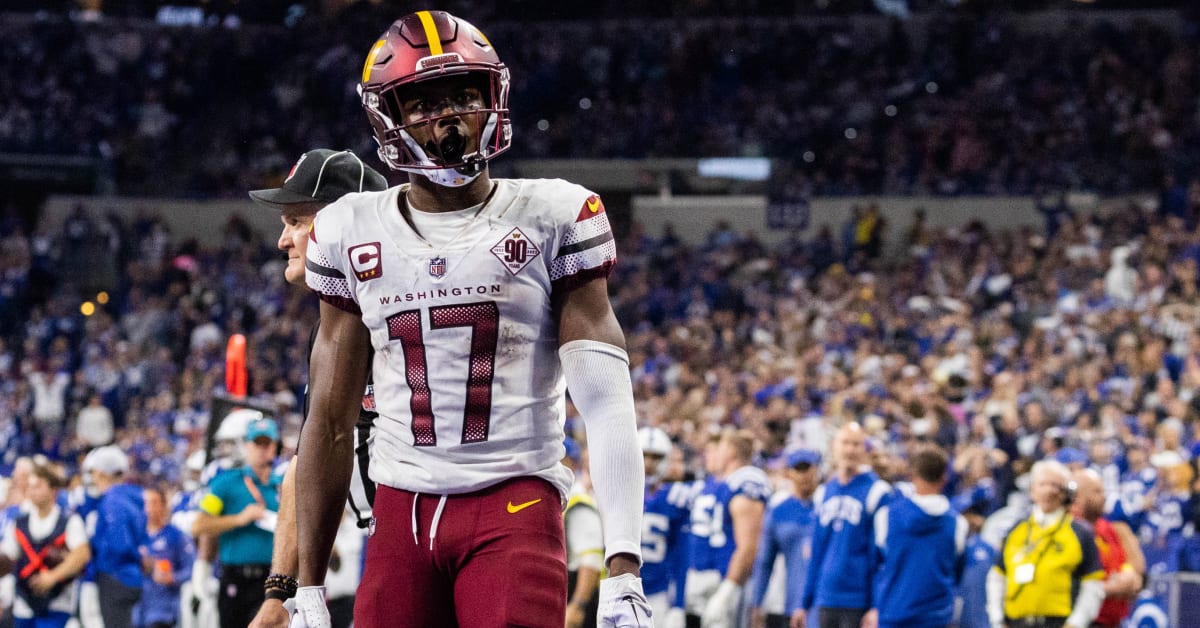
xmin=362 ymin=67 xmax=511 ymax=188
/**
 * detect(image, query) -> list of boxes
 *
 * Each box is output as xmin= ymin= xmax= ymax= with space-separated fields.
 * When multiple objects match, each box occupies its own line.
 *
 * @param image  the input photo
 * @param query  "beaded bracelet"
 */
xmin=263 ymin=574 xmax=298 ymax=599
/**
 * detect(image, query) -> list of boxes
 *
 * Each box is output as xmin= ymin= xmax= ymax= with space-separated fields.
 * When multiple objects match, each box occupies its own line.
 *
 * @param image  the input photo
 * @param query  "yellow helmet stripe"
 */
xmin=362 ymin=39 xmax=386 ymax=84
xmin=475 ymin=27 xmax=492 ymax=48
xmin=416 ymin=11 xmax=444 ymax=56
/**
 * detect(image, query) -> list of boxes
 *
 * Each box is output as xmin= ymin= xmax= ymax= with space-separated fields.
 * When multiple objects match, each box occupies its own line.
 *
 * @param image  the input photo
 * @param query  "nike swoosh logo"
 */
xmin=586 ymin=198 xmax=600 ymax=213
xmin=506 ymin=498 xmax=541 ymax=514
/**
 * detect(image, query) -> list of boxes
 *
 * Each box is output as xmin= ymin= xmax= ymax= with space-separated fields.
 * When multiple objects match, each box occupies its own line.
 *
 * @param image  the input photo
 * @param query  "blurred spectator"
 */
xmin=136 ymin=487 xmax=193 ymax=628
xmin=873 ymin=445 xmax=966 ymax=628
xmin=192 ymin=417 xmax=281 ymax=628
xmin=1070 ymin=469 xmax=1144 ymax=628
xmin=74 ymin=395 xmax=114 ymax=449
xmin=799 ymin=424 xmax=892 ymax=628
xmin=0 ymin=463 xmax=90 ymax=628
xmin=562 ymin=438 xmax=602 ymax=628
xmin=85 ymin=446 xmax=148 ymax=628
xmin=27 ymin=370 xmax=68 ymax=441
xmin=0 ymin=10 xmax=1198 ymax=196
xmin=987 ymin=461 xmax=1104 ymax=628
xmin=749 ymin=448 xmax=821 ymax=628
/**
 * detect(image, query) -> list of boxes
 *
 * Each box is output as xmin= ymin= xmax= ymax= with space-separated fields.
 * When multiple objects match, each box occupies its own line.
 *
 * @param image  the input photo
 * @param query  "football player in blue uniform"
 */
xmin=686 ymin=429 xmax=771 ymax=628
xmin=639 ymin=427 xmax=693 ymax=628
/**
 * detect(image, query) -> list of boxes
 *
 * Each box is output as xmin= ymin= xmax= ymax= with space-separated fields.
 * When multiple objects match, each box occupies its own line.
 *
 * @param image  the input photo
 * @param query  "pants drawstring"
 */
xmin=411 ymin=492 xmax=449 ymax=550
xmin=411 ymin=492 xmax=420 ymax=546
xmin=429 ymin=495 xmax=448 ymax=551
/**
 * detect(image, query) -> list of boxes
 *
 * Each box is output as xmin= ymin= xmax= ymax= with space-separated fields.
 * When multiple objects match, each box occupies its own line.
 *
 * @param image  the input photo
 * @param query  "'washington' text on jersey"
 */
xmin=379 ymin=284 xmax=503 ymax=304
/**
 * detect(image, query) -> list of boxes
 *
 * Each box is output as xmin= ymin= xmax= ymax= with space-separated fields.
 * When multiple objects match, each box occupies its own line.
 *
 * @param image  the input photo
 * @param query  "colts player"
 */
xmin=685 ymin=429 xmax=771 ymax=628
xmin=294 ymin=11 xmax=648 ymax=628
xmin=639 ymin=427 xmax=692 ymax=628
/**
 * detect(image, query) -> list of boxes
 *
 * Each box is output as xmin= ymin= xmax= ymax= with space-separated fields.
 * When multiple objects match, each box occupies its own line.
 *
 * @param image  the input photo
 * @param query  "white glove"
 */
xmin=190 ymin=559 xmax=216 ymax=603
xmin=597 ymin=573 xmax=654 ymax=627
xmin=289 ymin=586 xmax=331 ymax=628
xmin=701 ymin=580 xmax=742 ymax=628
xmin=663 ymin=607 xmax=686 ymax=628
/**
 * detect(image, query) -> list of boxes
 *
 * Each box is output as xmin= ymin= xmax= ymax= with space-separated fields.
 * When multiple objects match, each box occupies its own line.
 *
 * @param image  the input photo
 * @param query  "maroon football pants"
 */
xmin=354 ymin=476 xmax=568 ymax=628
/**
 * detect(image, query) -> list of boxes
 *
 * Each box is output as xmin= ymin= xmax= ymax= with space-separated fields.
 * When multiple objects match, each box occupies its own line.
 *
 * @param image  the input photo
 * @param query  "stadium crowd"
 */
xmin=1 ymin=6 xmax=1199 ymax=196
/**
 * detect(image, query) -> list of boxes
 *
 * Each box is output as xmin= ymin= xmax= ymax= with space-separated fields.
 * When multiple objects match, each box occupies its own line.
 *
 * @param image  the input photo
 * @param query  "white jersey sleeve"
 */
xmin=547 ymin=190 xmax=618 ymax=294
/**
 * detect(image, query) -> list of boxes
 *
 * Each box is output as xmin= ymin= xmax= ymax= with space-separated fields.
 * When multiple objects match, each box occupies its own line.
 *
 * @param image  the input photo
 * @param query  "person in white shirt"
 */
xmin=0 ymin=463 xmax=91 ymax=628
xmin=75 ymin=395 xmax=114 ymax=448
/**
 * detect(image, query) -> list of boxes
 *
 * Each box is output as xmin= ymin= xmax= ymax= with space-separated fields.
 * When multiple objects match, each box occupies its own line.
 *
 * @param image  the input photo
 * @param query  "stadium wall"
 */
xmin=44 ymin=191 xmax=1150 ymax=255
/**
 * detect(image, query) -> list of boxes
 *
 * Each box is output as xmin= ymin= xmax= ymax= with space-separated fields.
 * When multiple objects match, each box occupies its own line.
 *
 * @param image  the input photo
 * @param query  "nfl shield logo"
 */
xmin=429 ymin=257 xmax=446 ymax=278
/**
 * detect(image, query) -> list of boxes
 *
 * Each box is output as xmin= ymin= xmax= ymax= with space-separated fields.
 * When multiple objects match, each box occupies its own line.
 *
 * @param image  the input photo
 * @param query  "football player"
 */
xmin=640 ymin=427 xmax=692 ymax=628
xmin=243 ymin=148 xmax=390 ymax=628
xmin=685 ymin=429 xmax=771 ymax=628
xmin=293 ymin=11 xmax=648 ymax=628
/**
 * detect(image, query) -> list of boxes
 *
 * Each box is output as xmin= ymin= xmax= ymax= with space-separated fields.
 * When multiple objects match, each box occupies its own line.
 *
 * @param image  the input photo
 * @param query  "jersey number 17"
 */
xmin=386 ymin=301 xmax=499 ymax=447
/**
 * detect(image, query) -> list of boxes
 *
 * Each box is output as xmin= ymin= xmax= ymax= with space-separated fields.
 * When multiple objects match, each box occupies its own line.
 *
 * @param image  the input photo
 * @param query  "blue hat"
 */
xmin=1055 ymin=447 xmax=1088 ymax=466
xmin=786 ymin=448 xmax=821 ymax=468
xmin=244 ymin=418 xmax=279 ymax=442
xmin=563 ymin=437 xmax=582 ymax=463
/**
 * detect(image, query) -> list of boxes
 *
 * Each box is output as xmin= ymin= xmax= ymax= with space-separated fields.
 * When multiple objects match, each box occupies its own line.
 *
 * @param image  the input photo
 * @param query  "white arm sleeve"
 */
xmin=560 ymin=339 xmax=645 ymax=564
xmin=1066 ymin=578 xmax=1105 ymax=628
xmin=985 ymin=568 xmax=1007 ymax=628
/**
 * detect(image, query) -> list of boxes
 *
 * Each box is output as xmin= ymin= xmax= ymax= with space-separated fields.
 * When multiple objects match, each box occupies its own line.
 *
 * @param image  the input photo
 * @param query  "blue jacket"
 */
xmin=92 ymin=483 xmax=149 ymax=588
xmin=801 ymin=470 xmax=891 ymax=610
xmin=872 ymin=493 xmax=967 ymax=628
xmin=137 ymin=524 xmax=194 ymax=626
xmin=751 ymin=494 xmax=816 ymax=616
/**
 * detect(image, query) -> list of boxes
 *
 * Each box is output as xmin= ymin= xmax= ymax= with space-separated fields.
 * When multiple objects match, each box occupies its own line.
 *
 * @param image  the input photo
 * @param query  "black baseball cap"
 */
xmin=249 ymin=149 xmax=388 ymax=208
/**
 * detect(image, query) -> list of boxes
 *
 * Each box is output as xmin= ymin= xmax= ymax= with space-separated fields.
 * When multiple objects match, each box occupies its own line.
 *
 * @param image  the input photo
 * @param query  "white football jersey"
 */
xmin=305 ymin=178 xmax=617 ymax=502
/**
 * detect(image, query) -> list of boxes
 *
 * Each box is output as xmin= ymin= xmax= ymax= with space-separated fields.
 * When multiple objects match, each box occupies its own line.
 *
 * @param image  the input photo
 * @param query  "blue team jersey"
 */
xmin=956 ymin=534 xmax=996 ymax=628
xmin=688 ymin=467 xmax=772 ymax=576
xmin=1142 ymin=490 xmax=1192 ymax=573
xmin=1108 ymin=466 xmax=1156 ymax=530
xmin=642 ymin=481 xmax=694 ymax=601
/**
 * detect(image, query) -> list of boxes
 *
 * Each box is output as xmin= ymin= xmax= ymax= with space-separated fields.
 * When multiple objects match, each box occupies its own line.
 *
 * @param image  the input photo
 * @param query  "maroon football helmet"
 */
xmin=360 ymin=11 xmax=512 ymax=183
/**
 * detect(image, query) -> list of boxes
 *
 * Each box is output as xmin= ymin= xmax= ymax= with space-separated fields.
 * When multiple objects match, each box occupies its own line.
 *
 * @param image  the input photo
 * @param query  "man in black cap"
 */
xmin=246 ymin=149 xmax=388 ymax=628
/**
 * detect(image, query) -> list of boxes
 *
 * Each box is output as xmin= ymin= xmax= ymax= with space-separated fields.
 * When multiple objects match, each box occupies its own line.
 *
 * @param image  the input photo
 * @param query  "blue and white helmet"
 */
xmin=638 ymin=426 xmax=672 ymax=481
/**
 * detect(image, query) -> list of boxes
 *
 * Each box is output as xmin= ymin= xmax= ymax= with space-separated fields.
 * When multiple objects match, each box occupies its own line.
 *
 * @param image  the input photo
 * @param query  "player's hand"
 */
xmin=701 ymin=580 xmax=741 ymax=628
xmin=249 ymin=599 xmax=290 ymax=628
xmin=597 ymin=573 xmax=653 ymax=627
xmin=859 ymin=608 xmax=877 ymax=628
xmin=191 ymin=559 xmax=213 ymax=599
xmin=290 ymin=586 xmax=331 ymax=628
xmin=790 ymin=609 xmax=807 ymax=628
xmin=241 ymin=503 xmax=267 ymax=525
